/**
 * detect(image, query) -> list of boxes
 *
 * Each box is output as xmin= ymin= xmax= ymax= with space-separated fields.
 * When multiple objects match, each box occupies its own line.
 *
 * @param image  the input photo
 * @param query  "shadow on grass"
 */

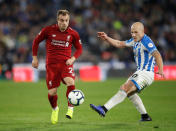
xmin=0 ymin=121 xmax=156 ymax=131
xmin=58 ymin=121 xmax=136 ymax=131
xmin=0 ymin=121 xmax=135 ymax=131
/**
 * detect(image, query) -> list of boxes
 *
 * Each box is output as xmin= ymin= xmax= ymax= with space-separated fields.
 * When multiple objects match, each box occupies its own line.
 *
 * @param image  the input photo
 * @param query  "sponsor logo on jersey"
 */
xmin=67 ymin=35 xmax=71 ymax=41
xmin=51 ymin=39 xmax=69 ymax=47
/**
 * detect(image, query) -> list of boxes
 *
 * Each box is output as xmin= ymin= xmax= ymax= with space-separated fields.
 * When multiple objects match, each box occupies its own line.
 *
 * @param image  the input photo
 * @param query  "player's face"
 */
xmin=57 ymin=14 xmax=70 ymax=32
xmin=131 ymin=27 xmax=143 ymax=42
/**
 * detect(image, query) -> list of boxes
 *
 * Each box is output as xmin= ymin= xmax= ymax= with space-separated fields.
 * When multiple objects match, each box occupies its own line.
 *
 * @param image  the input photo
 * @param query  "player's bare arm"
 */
xmin=97 ymin=32 xmax=126 ymax=48
xmin=66 ymin=56 xmax=76 ymax=66
xmin=152 ymin=50 xmax=165 ymax=78
xmin=32 ymin=56 xmax=39 ymax=69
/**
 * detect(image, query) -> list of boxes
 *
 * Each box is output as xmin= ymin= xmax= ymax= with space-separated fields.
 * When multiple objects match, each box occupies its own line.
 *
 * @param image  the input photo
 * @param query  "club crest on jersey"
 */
xmin=148 ymin=43 xmax=153 ymax=48
xmin=67 ymin=35 xmax=71 ymax=41
xmin=65 ymin=42 xmax=69 ymax=47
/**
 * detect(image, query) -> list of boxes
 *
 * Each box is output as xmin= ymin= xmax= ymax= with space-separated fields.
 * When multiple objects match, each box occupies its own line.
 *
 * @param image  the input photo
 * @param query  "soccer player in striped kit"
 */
xmin=90 ymin=22 xmax=165 ymax=121
xmin=32 ymin=10 xmax=82 ymax=124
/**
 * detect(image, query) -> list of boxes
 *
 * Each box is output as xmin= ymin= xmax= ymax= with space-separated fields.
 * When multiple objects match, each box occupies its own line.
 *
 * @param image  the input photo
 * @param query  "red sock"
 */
xmin=66 ymin=85 xmax=75 ymax=106
xmin=48 ymin=94 xmax=58 ymax=109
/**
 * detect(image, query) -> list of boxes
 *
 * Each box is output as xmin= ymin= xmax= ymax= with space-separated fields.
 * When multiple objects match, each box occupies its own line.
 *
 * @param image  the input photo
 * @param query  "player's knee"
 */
xmin=120 ymin=83 xmax=132 ymax=93
xmin=120 ymin=84 xmax=128 ymax=93
xmin=65 ymin=78 xmax=75 ymax=86
xmin=48 ymin=88 xmax=57 ymax=96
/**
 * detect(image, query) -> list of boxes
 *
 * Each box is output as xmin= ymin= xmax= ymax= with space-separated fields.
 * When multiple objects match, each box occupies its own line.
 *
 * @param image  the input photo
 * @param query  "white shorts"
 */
xmin=128 ymin=70 xmax=154 ymax=91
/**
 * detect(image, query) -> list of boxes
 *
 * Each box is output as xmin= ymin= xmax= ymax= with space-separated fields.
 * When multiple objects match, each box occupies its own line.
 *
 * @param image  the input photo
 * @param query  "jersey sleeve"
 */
xmin=125 ymin=38 xmax=134 ymax=47
xmin=141 ymin=35 xmax=157 ymax=54
xmin=72 ymin=31 xmax=82 ymax=59
xmin=32 ymin=27 xmax=47 ymax=56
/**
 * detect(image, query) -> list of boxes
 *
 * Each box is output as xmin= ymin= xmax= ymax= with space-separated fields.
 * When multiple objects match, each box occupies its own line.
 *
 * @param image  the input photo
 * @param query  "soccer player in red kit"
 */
xmin=32 ymin=10 xmax=82 ymax=124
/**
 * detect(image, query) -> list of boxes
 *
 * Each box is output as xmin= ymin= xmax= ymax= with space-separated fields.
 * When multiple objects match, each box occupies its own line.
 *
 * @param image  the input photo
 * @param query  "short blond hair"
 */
xmin=57 ymin=9 xmax=70 ymax=19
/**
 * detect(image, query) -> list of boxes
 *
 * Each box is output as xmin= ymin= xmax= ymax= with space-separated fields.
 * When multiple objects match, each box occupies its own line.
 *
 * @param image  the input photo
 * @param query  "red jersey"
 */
xmin=32 ymin=24 xmax=82 ymax=64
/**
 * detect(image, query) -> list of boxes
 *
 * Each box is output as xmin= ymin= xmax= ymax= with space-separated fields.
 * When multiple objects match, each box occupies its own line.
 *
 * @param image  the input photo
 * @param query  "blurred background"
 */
xmin=0 ymin=0 xmax=176 ymax=81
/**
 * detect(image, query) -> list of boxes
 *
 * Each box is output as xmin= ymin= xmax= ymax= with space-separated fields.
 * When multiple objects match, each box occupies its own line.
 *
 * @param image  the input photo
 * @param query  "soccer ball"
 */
xmin=68 ymin=89 xmax=84 ymax=106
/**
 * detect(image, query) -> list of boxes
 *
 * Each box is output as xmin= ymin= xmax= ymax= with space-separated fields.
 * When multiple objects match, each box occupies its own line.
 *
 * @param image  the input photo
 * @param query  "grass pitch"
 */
xmin=0 ymin=79 xmax=176 ymax=131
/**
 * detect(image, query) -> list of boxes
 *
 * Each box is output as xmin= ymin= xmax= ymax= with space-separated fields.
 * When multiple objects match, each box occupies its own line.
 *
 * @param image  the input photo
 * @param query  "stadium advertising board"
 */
xmin=154 ymin=65 xmax=176 ymax=80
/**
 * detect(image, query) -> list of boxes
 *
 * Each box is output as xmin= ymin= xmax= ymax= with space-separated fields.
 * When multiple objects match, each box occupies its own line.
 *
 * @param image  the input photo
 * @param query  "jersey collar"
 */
xmin=141 ymin=34 xmax=146 ymax=41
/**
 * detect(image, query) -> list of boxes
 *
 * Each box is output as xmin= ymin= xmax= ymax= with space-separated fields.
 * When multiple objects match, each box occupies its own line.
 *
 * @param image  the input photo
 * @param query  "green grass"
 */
xmin=0 ymin=79 xmax=176 ymax=131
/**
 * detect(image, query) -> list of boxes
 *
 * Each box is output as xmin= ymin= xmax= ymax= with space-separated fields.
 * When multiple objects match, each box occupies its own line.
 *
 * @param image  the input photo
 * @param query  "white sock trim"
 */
xmin=53 ymin=106 xmax=58 ymax=110
xmin=68 ymin=106 xmax=74 ymax=111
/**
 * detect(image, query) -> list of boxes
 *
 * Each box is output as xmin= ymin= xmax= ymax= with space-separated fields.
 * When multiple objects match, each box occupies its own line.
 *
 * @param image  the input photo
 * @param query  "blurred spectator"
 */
xmin=0 ymin=0 xmax=176 ymax=68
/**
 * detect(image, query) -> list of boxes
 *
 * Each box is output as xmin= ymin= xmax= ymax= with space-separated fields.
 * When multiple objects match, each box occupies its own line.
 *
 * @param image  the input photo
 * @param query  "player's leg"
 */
xmin=48 ymin=88 xmax=59 ymax=124
xmin=46 ymin=64 xmax=61 ymax=124
xmin=62 ymin=65 xmax=76 ymax=119
xmin=127 ymin=70 xmax=154 ymax=121
xmin=128 ymin=93 xmax=152 ymax=121
xmin=90 ymin=80 xmax=137 ymax=117
xmin=102 ymin=80 xmax=137 ymax=111
xmin=48 ymin=88 xmax=58 ymax=109
xmin=63 ymin=77 xmax=75 ymax=119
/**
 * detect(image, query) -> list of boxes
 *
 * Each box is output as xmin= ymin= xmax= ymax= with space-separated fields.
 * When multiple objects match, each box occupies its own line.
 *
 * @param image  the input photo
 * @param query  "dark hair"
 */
xmin=57 ymin=9 xmax=70 ymax=19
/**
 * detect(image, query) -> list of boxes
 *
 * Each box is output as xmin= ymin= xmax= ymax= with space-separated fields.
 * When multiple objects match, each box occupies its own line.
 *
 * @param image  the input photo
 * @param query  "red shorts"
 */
xmin=46 ymin=63 xmax=75 ymax=89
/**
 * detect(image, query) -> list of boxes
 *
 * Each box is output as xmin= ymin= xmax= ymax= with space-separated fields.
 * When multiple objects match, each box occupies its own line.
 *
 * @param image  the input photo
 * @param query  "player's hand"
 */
xmin=32 ymin=56 xmax=39 ymax=69
xmin=97 ymin=32 xmax=108 ymax=41
xmin=156 ymin=70 xmax=165 ymax=78
xmin=66 ymin=56 xmax=76 ymax=66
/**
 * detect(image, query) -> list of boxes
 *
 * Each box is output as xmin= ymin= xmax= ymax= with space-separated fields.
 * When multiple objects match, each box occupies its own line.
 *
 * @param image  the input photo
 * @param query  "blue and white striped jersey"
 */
xmin=125 ymin=34 xmax=157 ymax=72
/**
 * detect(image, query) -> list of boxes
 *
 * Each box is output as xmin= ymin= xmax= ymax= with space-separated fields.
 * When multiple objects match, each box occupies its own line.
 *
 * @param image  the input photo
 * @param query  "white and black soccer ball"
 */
xmin=68 ymin=89 xmax=85 ymax=106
